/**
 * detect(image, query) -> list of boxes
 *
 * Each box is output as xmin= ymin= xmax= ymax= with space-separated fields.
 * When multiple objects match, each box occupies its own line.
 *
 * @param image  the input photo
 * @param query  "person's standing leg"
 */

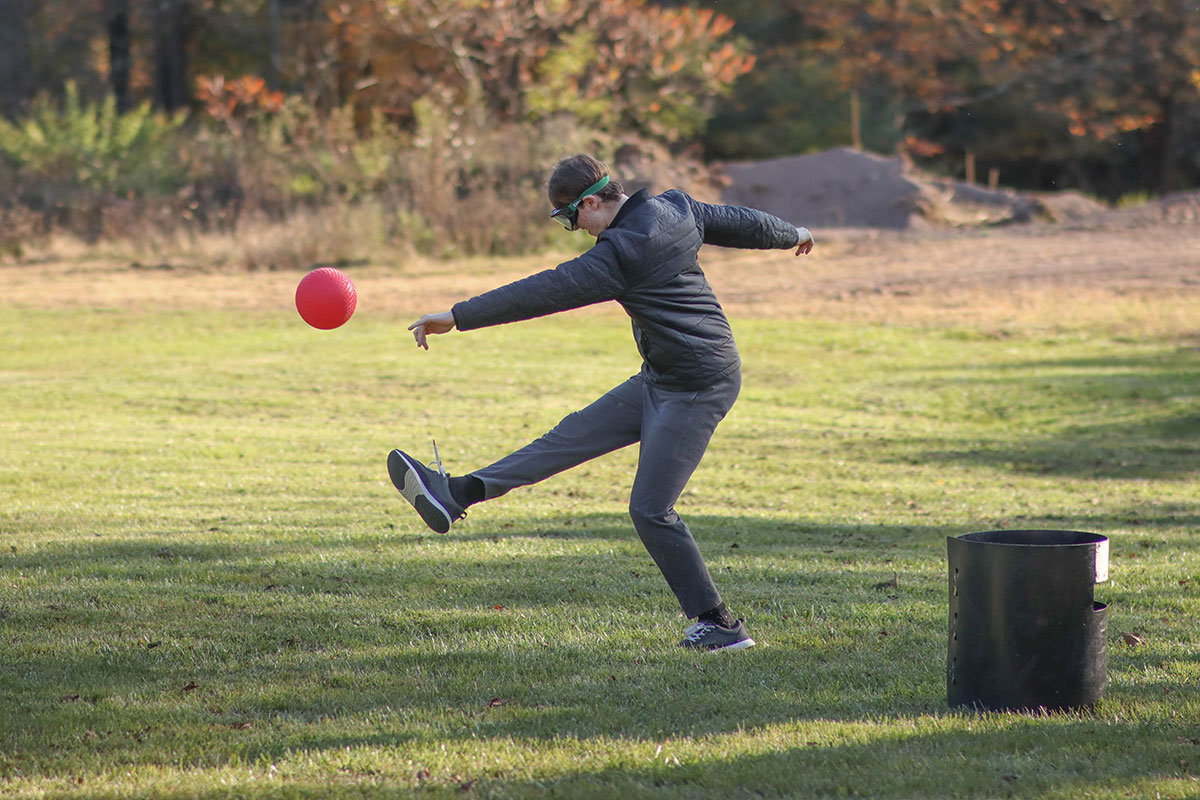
xmin=627 ymin=370 xmax=741 ymax=619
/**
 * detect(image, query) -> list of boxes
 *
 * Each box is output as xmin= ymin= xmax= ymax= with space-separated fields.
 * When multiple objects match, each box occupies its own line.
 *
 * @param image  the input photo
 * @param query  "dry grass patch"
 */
xmin=5 ymin=219 xmax=1198 ymax=340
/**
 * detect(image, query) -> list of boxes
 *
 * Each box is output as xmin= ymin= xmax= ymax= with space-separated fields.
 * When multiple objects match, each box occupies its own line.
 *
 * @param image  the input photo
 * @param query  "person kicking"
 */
xmin=390 ymin=154 xmax=814 ymax=652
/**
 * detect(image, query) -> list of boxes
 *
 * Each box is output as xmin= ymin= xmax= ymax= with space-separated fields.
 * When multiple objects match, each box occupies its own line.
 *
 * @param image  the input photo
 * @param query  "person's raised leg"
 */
xmin=391 ymin=375 xmax=647 ymax=533
xmin=470 ymin=374 xmax=645 ymax=501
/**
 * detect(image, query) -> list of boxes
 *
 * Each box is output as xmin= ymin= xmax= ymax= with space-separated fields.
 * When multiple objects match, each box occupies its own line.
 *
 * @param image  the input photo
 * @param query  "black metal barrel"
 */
xmin=947 ymin=529 xmax=1109 ymax=712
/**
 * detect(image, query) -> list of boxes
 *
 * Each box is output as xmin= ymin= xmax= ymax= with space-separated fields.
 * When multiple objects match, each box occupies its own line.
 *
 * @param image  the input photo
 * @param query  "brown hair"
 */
xmin=547 ymin=154 xmax=624 ymax=207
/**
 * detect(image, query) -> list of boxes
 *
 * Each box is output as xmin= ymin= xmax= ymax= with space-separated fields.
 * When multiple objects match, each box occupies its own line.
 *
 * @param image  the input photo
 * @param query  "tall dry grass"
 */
xmin=0 ymin=97 xmax=622 ymax=270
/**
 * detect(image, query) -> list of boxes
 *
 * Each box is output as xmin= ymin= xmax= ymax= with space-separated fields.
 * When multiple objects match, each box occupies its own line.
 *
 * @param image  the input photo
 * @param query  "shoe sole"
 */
xmin=709 ymin=637 xmax=756 ymax=652
xmin=681 ymin=636 xmax=757 ymax=652
xmin=388 ymin=450 xmax=453 ymax=534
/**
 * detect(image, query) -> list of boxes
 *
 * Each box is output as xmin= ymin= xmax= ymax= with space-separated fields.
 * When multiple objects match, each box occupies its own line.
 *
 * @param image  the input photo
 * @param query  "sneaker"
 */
xmin=387 ymin=446 xmax=465 ymax=534
xmin=678 ymin=619 xmax=756 ymax=652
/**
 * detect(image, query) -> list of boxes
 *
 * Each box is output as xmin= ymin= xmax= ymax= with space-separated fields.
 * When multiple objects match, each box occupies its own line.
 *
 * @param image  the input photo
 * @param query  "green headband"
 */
xmin=573 ymin=174 xmax=610 ymax=204
xmin=562 ymin=175 xmax=610 ymax=212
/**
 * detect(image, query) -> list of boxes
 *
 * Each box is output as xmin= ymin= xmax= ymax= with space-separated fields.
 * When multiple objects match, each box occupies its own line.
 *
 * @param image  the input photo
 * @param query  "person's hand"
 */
xmin=408 ymin=310 xmax=457 ymax=350
xmin=795 ymin=227 xmax=814 ymax=256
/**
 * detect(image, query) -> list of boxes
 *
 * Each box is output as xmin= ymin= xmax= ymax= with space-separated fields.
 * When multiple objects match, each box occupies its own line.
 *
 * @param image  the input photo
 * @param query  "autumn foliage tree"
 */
xmin=804 ymin=0 xmax=1200 ymax=193
xmin=288 ymin=0 xmax=754 ymax=144
xmin=5 ymin=0 xmax=1198 ymax=247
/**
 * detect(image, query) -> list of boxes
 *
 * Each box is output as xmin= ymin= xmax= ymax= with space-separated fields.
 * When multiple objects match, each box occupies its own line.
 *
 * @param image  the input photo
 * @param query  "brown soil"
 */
xmin=701 ymin=220 xmax=1200 ymax=336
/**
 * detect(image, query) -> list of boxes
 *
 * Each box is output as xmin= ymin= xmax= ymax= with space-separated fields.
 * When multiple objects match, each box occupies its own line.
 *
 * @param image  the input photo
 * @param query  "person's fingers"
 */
xmin=795 ymin=230 xmax=814 ymax=255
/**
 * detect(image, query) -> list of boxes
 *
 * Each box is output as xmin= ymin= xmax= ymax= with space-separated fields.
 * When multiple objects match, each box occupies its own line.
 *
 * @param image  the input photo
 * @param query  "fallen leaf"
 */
xmin=1121 ymin=632 xmax=1144 ymax=647
xmin=60 ymin=694 xmax=81 ymax=702
xmin=182 ymin=681 xmax=199 ymax=692
xmin=487 ymin=697 xmax=508 ymax=708
xmin=492 ymin=605 xmax=504 ymax=610
xmin=231 ymin=722 xmax=252 ymax=730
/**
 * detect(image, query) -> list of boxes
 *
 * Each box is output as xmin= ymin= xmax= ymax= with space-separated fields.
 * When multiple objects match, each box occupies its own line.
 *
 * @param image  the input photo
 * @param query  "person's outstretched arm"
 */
xmin=685 ymin=194 xmax=814 ymax=256
xmin=408 ymin=240 xmax=626 ymax=349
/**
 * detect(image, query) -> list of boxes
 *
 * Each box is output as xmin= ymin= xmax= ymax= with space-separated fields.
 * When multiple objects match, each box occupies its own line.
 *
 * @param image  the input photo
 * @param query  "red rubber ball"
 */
xmin=295 ymin=267 xmax=357 ymax=330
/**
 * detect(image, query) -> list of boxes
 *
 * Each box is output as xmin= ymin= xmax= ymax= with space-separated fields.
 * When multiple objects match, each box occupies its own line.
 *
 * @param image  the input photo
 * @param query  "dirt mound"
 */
xmin=1090 ymin=190 xmax=1200 ymax=229
xmin=714 ymin=147 xmax=1111 ymax=230
xmin=595 ymin=144 xmax=1195 ymax=233
xmin=716 ymin=148 xmax=925 ymax=229
xmin=1030 ymin=191 xmax=1111 ymax=224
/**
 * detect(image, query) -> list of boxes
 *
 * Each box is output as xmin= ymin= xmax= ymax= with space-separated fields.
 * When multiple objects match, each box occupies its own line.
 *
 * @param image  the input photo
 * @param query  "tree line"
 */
xmin=687 ymin=0 xmax=1200 ymax=197
xmin=1 ymin=0 xmax=753 ymax=146
xmin=0 ymin=0 xmax=1196 ymax=251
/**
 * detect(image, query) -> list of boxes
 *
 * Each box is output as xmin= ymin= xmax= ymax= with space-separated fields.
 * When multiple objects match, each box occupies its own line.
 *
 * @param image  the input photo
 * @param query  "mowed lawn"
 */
xmin=1 ymin=240 xmax=1199 ymax=798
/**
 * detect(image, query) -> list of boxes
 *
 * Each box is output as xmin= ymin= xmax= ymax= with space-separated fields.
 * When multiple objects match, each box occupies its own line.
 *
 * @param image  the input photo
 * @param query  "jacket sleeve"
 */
xmin=685 ymin=194 xmax=802 ymax=250
xmin=451 ymin=239 xmax=627 ymax=331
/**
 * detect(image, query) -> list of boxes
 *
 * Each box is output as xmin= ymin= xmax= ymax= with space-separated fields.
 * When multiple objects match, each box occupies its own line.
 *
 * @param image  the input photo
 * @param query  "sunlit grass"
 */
xmin=1 ymin=257 xmax=1198 ymax=798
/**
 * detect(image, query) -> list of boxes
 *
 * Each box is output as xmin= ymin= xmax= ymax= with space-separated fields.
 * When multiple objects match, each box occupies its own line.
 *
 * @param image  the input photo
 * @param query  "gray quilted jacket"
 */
xmin=451 ymin=189 xmax=802 ymax=391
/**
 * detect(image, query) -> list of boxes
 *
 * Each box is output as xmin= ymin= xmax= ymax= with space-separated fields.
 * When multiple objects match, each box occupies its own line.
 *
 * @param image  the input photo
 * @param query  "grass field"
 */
xmin=2 ymin=223 xmax=1199 ymax=798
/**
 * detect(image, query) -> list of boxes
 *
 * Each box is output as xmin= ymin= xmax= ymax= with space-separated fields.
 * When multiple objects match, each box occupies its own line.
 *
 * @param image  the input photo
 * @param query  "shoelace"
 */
xmin=682 ymin=621 xmax=718 ymax=643
xmin=430 ymin=439 xmax=446 ymax=477
xmin=426 ymin=439 xmax=466 ymax=521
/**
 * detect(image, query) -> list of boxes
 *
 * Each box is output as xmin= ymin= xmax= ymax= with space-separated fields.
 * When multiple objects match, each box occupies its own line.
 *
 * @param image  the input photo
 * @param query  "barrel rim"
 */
xmin=955 ymin=529 xmax=1108 ymax=547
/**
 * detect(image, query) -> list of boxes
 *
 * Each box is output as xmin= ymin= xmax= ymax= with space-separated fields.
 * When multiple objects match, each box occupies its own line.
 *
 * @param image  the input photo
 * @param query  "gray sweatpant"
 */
xmin=472 ymin=370 xmax=742 ymax=618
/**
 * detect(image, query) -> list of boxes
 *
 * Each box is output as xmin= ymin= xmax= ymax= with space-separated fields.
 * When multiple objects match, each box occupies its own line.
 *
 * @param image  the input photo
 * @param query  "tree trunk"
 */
xmin=153 ymin=0 xmax=190 ymax=111
xmin=0 ymin=0 xmax=31 ymax=119
xmin=106 ymin=0 xmax=132 ymax=112
xmin=1156 ymin=93 xmax=1177 ymax=195
xmin=850 ymin=89 xmax=862 ymax=150
xmin=268 ymin=0 xmax=282 ymax=89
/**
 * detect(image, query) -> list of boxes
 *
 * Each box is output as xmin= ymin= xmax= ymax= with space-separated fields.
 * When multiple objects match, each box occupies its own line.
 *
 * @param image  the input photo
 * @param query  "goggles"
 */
xmin=549 ymin=175 xmax=610 ymax=230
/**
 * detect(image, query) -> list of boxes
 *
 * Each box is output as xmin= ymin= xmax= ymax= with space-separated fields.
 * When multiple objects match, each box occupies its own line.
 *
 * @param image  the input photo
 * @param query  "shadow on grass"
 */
xmin=2 ymin=513 xmax=1194 ymax=789
xmin=909 ymin=350 xmax=1200 ymax=480
xmin=917 ymin=416 xmax=1199 ymax=479
xmin=19 ymin=718 xmax=1195 ymax=800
